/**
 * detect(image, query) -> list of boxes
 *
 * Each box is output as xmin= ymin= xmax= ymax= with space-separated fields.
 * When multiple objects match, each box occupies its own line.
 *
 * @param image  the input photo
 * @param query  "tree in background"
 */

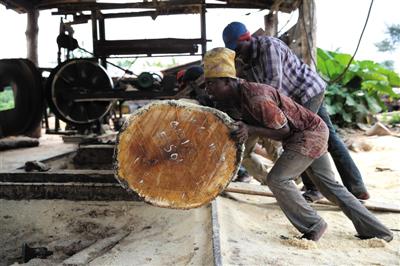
xmin=375 ymin=24 xmax=400 ymax=70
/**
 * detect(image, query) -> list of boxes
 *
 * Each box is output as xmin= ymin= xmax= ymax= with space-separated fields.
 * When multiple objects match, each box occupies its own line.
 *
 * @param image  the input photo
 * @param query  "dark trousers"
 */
xmin=301 ymin=104 xmax=367 ymax=194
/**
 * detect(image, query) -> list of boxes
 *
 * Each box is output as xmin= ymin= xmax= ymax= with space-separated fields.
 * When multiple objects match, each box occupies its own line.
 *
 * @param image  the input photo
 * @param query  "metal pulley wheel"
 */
xmin=46 ymin=59 xmax=114 ymax=125
xmin=136 ymin=72 xmax=162 ymax=90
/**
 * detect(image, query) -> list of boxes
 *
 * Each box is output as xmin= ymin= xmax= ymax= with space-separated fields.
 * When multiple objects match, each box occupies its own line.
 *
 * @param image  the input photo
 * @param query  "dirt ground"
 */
xmin=0 ymin=132 xmax=399 ymax=265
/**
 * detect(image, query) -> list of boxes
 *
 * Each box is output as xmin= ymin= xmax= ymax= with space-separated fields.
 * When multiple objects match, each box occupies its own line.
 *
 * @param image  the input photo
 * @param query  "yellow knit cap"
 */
xmin=204 ymin=47 xmax=236 ymax=79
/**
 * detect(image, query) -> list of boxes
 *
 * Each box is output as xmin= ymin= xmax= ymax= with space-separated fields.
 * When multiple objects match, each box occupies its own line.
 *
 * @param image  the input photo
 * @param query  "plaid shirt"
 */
xmin=237 ymin=36 xmax=326 ymax=105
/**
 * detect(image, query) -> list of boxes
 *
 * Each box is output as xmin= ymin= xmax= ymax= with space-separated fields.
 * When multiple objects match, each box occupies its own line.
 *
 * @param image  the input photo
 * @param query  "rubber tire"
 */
xmin=0 ymin=59 xmax=43 ymax=137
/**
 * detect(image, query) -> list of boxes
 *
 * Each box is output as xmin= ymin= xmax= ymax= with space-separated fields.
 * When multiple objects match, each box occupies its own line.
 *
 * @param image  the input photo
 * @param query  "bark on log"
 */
xmin=114 ymin=100 xmax=243 ymax=209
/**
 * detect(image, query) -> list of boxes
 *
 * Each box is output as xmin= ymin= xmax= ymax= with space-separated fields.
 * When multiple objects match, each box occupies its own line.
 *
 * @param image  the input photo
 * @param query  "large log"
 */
xmin=114 ymin=100 xmax=243 ymax=209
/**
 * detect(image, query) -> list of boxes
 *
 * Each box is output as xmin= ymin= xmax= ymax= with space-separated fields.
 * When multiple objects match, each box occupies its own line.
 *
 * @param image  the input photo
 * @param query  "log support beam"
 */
xmin=26 ymin=9 xmax=39 ymax=66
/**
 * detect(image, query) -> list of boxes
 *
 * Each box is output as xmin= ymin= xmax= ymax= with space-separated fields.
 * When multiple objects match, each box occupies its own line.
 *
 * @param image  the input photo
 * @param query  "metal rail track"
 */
xmin=1 ymin=147 xmax=225 ymax=265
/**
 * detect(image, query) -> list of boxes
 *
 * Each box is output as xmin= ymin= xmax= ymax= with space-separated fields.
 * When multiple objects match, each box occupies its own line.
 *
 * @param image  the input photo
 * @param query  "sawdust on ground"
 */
xmin=0 ymin=133 xmax=399 ymax=265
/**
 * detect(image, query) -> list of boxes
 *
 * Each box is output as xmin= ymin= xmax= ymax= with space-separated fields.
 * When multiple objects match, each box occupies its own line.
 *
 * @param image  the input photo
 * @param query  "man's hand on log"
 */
xmin=231 ymin=121 xmax=250 ymax=144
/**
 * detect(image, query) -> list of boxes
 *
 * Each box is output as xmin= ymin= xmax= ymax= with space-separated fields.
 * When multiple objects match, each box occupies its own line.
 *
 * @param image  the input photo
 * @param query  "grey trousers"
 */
xmin=265 ymin=149 xmax=393 ymax=241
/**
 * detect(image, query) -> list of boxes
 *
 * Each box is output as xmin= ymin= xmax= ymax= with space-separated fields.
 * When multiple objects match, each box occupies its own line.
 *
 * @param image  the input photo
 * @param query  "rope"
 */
xmin=301 ymin=0 xmax=374 ymax=84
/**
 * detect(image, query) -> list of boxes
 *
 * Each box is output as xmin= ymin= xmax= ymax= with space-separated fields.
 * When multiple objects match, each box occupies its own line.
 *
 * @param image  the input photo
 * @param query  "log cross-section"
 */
xmin=114 ymin=100 xmax=243 ymax=209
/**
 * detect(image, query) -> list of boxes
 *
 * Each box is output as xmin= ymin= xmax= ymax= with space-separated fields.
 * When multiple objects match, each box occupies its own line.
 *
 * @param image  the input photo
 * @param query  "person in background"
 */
xmin=202 ymin=47 xmax=393 ymax=242
xmin=222 ymin=21 xmax=370 ymax=201
xmin=176 ymin=69 xmax=186 ymax=91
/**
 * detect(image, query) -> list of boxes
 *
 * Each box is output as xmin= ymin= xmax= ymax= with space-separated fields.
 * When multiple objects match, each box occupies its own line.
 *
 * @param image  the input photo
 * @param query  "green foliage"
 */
xmin=0 ymin=86 xmax=15 ymax=111
xmin=317 ymin=48 xmax=400 ymax=127
xmin=115 ymin=59 xmax=136 ymax=69
xmin=144 ymin=57 xmax=179 ymax=69
xmin=381 ymin=112 xmax=400 ymax=125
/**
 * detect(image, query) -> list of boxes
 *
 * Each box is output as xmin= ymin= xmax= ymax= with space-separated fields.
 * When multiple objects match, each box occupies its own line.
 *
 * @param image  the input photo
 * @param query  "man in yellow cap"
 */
xmin=222 ymin=21 xmax=370 ymax=202
xmin=203 ymin=47 xmax=393 ymax=242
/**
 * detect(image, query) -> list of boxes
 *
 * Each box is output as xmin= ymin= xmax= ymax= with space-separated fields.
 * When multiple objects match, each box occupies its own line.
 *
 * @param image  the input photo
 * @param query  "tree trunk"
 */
xmin=264 ymin=12 xmax=278 ymax=37
xmin=297 ymin=0 xmax=317 ymax=69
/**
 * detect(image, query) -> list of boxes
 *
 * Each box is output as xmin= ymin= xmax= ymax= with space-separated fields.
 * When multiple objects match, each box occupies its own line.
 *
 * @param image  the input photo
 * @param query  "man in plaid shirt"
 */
xmin=223 ymin=21 xmax=370 ymax=202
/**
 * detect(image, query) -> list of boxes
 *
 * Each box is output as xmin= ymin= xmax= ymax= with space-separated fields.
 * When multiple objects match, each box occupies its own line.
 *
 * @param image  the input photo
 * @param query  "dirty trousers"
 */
xmin=241 ymin=135 xmax=280 ymax=182
xmin=301 ymin=104 xmax=368 ymax=195
xmin=265 ymin=149 xmax=393 ymax=241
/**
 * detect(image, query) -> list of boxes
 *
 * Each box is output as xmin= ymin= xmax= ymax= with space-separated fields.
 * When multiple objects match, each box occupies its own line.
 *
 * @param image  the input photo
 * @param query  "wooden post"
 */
xmin=91 ymin=10 xmax=98 ymax=57
xmin=264 ymin=12 xmax=278 ymax=37
xmin=264 ymin=0 xmax=282 ymax=37
xmin=297 ymin=0 xmax=317 ymax=69
xmin=98 ymin=16 xmax=107 ymax=68
xmin=200 ymin=0 xmax=207 ymax=56
xmin=26 ymin=9 xmax=39 ymax=66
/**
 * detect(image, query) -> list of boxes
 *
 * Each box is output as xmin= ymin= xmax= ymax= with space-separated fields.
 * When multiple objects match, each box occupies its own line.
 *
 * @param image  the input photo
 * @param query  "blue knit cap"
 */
xmin=222 ymin=22 xmax=249 ymax=50
xmin=182 ymin=66 xmax=204 ymax=82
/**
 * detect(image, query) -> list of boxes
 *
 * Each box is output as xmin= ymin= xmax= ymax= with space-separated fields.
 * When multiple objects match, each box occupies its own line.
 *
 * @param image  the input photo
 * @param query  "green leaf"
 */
xmin=345 ymin=94 xmax=357 ymax=106
xmin=362 ymin=80 xmax=397 ymax=98
xmin=357 ymin=70 xmax=388 ymax=82
xmin=341 ymin=111 xmax=353 ymax=123
xmin=364 ymin=95 xmax=382 ymax=114
xmin=325 ymin=104 xmax=339 ymax=115
xmin=332 ymin=52 xmax=352 ymax=66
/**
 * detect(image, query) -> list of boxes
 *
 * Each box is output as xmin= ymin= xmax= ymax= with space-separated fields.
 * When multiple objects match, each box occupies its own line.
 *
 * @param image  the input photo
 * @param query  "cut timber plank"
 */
xmin=225 ymin=182 xmax=400 ymax=213
xmin=114 ymin=100 xmax=243 ymax=209
xmin=62 ymin=231 xmax=130 ymax=265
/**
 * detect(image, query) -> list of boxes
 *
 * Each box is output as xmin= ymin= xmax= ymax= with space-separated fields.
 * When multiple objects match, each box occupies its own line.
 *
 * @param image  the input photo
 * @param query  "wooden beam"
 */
xmin=46 ymin=0 xmax=297 ymax=14
xmin=295 ymin=0 xmax=317 ymax=69
xmin=1 ymin=169 xmax=399 ymax=212
xmin=62 ymin=232 xmax=131 ymax=265
xmin=264 ymin=12 xmax=278 ymax=37
xmin=200 ymin=0 xmax=207 ymax=55
xmin=225 ymin=182 xmax=400 ymax=213
xmin=26 ymin=9 xmax=39 ymax=66
xmin=2 ymin=0 xmax=299 ymax=14
xmin=95 ymin=38 xmax=201 ymax=56
xmin=0 ymin=182 xmax=140 ymax=201
xmin=53 ymin=6 xmax=202 ymax=18
xmin=43 ymin=0 xmax=204 ymax=12
xmin=91 ymin=9 xmax=98 ymax=57
xmin=0 ymin=169 xmax=115 ymax=183
xmin=0 ymin=0 xmax=34 ymax=13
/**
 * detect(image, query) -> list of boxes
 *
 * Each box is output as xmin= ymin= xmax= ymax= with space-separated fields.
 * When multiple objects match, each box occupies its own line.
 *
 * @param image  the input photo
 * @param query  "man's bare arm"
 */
xmin=247 ymin=123 xmax=290 ymax=141
xmin=231 ymin=121 xmax=291 ymax=143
